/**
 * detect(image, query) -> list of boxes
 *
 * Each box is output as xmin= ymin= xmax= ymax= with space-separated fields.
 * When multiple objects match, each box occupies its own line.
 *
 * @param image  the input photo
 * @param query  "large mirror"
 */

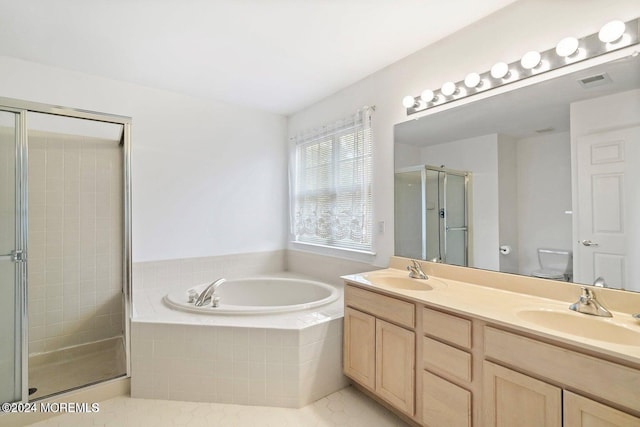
xmin=394 ymin=53 xmax=640 ymax=292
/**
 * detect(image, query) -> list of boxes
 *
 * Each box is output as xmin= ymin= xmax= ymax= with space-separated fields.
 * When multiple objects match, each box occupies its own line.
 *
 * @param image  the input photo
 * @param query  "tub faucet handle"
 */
xmin=195 ymin=278 xmax=226 ymax=307
xmin=188 ymin=289 xmax=199 ymax=304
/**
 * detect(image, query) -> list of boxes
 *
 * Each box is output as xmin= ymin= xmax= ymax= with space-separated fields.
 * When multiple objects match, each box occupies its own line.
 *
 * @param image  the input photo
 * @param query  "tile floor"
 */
xmin=28 ymin=386 xmax=410 ymax=427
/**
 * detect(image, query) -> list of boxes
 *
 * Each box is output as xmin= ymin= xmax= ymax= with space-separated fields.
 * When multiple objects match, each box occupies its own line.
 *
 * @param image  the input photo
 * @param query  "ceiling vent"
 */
xmin=578 ymin=72 xmax=612 ymax=89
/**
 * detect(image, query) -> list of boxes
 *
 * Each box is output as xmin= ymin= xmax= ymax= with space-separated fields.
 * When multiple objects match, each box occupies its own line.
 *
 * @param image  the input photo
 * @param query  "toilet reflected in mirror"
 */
xmin=531 ymin=248 xmax=572 ymax=282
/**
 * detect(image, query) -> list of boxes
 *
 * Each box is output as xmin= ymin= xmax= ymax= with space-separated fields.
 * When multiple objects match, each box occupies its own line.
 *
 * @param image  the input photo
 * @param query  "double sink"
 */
xmin=358 ymin=269 xmax=640 ymax=348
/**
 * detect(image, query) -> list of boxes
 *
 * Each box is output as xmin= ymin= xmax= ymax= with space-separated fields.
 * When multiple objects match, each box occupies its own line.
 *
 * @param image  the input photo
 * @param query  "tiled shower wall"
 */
xmin=27 ymin=132 xmax=123 ymax=355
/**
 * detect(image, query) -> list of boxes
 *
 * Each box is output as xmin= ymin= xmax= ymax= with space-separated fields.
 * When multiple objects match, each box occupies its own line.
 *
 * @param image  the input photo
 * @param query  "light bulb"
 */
xmin=464 ymin=72 xmax=481 ymax=88
xmin=402 ymin=95 xmax=416 ymax=108
xmin=520 ymin=51 xmax=541 ymax=70
xmin=441 ymin=82 xmax=457 ymax=97
xmin=421 ymin=89 xmax=436 ymax=103
xmin=598 ymin=20 xmax=625 ymax=43
xmin=490 ymin=62 xmax=510 ymax=79
xmin=556 ymin=37 xmax=579 ymax=57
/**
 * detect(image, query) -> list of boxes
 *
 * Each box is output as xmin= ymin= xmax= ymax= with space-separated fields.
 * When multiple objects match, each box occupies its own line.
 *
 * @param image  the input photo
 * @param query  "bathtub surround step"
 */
xmin=131 ymin=319 xmax=347 ymax=408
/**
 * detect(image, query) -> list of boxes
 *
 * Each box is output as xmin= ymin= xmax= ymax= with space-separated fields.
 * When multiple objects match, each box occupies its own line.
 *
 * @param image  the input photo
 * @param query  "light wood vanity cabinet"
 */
xmin=564 ymin=391 xmax=640 ymax=427
xmin=421 ymin=307 xmax=473 ymax=427
xmin=344 ymin=280 xmax=640 ymax=427
xmin=483 ymin=360 xmax=562 ymax=427
xmin=343 ymin=285 xmax=416 ymax=416
xmin=343 ymin=307 xmax=376 ymax=390
xmin=483 ymin=326 xmax=640 ymax=427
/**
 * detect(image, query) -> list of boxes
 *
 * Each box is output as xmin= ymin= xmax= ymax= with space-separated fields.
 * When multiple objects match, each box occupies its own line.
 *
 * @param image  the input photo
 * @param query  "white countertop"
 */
xmin=342 ymin=267 xmax=640 ymax=366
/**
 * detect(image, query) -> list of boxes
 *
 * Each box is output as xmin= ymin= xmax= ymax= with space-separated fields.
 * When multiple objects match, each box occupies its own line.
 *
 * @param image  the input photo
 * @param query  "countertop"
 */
xmin=342 ymin=267 xmax=640 ymax=366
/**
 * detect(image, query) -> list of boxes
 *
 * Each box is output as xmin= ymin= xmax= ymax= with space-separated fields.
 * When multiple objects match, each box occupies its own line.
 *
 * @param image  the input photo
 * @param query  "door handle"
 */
xmin=0 ymin=250 xmax=26 ymax=262
xmin=580 ymin=240 xmax=599 ymax=247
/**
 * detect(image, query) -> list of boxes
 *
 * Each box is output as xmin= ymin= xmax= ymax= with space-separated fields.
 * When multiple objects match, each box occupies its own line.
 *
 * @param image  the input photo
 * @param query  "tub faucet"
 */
xmin=407 ymin=260 xmax=428 ymax=280
xmin=569 ymin=286 xmax=612 ymax=317
xmin=194 ymin=278 xmax=226 ymax=307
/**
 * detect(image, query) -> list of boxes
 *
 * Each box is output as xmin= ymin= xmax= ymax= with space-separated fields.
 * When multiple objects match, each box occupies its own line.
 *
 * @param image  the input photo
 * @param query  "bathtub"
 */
xmin=131 ymin=273 xmax=347 ymax=408
xmin=163 ymin=277 xmax=339 ymax=314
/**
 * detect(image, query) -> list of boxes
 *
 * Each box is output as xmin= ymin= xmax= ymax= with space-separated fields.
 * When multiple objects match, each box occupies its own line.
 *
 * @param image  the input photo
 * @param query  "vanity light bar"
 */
xmin=403 ymin=18 xmax=640 ymax=115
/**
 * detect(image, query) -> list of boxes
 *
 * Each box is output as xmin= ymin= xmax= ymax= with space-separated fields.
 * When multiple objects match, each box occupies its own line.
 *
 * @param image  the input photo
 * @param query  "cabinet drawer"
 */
xmin=423 ymin=370 xmax=471 ymax=427
xmin=423 ymin=336 xmax=472 ymax=383
xmin=423 ymin=307 xmax=471 ymax=349
xmin=345 ymin=285 xmax=415 ymax=329
xmin=485 ymin=326 xmax=640 ymax=413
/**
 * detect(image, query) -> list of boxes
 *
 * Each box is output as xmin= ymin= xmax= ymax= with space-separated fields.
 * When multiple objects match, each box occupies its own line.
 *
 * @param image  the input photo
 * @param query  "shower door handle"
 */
xmin=446 ymin=226 xmax=468 ymax=231
xmin=0 ymin=250 xmax=25 ymax=262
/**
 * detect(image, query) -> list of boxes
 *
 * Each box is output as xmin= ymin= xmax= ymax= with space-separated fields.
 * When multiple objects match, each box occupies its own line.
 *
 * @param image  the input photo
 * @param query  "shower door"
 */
xmin=0 ymin=109 xmax=26 ymax=404
xmin=395 ymin=165 xmax=469 ymax=265
xmin=0 ymin=96 xmax=132 ymax=404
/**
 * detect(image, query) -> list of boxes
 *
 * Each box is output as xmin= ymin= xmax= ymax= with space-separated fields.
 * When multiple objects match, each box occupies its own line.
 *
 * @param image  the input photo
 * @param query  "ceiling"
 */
xmin=394 ymin=54 xmax=640 ymax=147
xmin=0 ymin=0 xmax=517 ymax=115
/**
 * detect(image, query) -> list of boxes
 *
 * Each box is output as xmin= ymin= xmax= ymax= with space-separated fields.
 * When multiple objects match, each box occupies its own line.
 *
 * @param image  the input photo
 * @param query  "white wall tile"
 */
xmin=28 ymin=132 xmax=123 ymax=355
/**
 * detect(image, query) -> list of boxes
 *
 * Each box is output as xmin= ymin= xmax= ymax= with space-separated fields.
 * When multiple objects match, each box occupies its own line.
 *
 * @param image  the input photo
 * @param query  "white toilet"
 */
xmin=531 ymin=248 xmax=572 ymax=281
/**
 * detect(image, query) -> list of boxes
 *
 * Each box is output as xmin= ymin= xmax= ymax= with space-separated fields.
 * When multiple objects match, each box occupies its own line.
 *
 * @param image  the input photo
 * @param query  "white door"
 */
xmin=575 ymin=126 xmax=640 ymax=291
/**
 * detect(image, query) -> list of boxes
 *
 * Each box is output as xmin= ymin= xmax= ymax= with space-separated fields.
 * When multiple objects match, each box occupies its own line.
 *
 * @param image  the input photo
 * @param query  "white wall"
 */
xmin=516 ymin=132 xmax=572 ymax=276
xmin=498 ymin=135 xmax=519 ymax=274
xmin=0 ymin=56 xmax=288 ymax=262
xmin=287 ymin=0 xmax=640 ymax=269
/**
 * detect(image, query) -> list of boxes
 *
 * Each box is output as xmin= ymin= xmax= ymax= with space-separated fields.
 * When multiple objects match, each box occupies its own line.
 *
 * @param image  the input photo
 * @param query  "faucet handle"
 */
xmin=579 ymin=286 xmax=592 ymax=303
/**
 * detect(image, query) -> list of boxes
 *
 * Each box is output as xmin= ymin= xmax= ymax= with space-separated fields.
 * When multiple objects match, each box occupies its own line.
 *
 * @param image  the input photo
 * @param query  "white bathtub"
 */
xmin=163 ymin=277 xmax=339 ymax=314
xmin=132 ymin=273 xmax=347 ymax=408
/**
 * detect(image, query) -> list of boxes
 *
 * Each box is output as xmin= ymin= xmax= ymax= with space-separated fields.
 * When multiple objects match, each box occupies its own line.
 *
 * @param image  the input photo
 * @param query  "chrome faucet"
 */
xmin=569 ymin=286 xmax=612 ymax=317
xmin=407 ymin=260 xmax=428 ymax=280
xmin=194 ymin=278 xmax=226 ymax=307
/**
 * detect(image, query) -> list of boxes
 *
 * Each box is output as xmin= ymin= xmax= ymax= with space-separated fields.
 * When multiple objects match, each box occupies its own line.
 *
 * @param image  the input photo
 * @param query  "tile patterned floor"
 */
xmin=28 ymin=386 xmax=410 ymax=427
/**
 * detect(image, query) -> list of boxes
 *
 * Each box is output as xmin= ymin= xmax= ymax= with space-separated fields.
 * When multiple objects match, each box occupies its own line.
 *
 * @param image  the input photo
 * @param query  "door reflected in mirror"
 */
xmin=394 ymin=53 xmax=640 ymax=292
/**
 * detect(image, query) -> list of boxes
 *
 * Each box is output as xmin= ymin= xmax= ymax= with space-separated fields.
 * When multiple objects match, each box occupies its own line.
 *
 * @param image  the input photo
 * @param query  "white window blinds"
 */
xmin=291 ymin=107 xmax=373 ymax=252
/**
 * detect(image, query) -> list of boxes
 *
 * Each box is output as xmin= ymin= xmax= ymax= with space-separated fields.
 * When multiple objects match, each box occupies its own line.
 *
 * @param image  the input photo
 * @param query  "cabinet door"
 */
xmin=376 ymin=319 xmax=415 ymax=415
xmin=423 ymin=370 xmax=471 ymax=427
xmin=483 ymin=361 xmax=561 ymax=427
xmin=564 ymin=391 xmax=640 ymax=427
xmin=344 ymin=307 xmax=376 ymax=390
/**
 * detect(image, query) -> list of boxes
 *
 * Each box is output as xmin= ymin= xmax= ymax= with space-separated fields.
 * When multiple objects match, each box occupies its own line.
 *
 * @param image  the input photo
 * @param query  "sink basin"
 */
xmin=362 ymin=273 xmax=446 ymax=291
xmin=517 ymin=309 xmax=640 ymax=346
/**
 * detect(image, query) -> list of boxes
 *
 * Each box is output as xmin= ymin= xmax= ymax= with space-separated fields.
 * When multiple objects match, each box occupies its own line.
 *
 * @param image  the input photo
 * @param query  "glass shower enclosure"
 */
xmin=0 ymin=97 xmax=131 ymax=403
xmin=395 ymin=165 xmax=469 ymax=266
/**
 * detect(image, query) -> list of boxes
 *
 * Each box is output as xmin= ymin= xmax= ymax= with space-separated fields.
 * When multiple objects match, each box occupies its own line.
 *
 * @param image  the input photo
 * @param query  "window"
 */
xmin=291 ymin=108 xmax=373 ymax=252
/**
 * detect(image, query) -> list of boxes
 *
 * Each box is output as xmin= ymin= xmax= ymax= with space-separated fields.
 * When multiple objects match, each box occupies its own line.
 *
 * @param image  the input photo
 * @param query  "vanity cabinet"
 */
xmin=421 ymin=307 xmax=473 ymax=427
xmin=343 ymin=285 xmax=416 ymax=416
xmin=344 ymin=307 xmax=376 ymax=389
xmin=343 ymin=275 xmax=640 ymax=427
xmin=564 ymin=391 xmax=640 ymax=427
xmin=483 ymin=360 xmax=561 ymax=427
xmin=483 ymin=326 xmax=640 ymax=427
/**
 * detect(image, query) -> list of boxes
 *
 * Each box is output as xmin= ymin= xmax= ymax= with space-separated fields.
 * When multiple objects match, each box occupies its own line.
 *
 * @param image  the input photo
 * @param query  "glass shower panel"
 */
xmin=425 ymin=169 xmax=441 ymax=262
xmin=394 ymin=169 xmax=424 ymax=259
xmin=27 ymin=112 xmax=125 ymax=399
xmin=0 ymin=110 xmax=21 ymax=403
xmin=444 ymin=174 xmax=467 ymax=266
